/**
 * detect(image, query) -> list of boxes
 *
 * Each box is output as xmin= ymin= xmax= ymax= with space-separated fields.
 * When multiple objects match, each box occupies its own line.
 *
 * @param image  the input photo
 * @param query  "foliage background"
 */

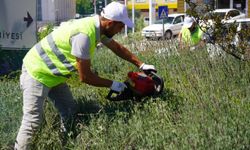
xmin=76 ymin=0 xmax=94 ymax=15
xmin=1 ymin=34 xmax=250 ymax=149
xmin=1 ymin=1 xmax=250 ymax=149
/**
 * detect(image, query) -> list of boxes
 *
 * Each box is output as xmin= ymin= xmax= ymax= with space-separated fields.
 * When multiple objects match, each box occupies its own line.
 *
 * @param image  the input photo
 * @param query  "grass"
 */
xmin=0 ymin=35 xmax=250 ymax=149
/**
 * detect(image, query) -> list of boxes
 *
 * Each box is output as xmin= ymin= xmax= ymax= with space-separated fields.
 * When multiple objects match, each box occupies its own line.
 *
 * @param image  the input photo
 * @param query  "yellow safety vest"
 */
xmin=181 ymin=26 xmax=203 ymax=46
xmin=23 ymin=17 xmax=97 ymax=87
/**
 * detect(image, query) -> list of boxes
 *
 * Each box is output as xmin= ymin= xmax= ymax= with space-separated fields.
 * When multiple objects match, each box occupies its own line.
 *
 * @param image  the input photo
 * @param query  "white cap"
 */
xmin=101 ymin=2 xmax=134 ymax=28
xmin=183 ymin=16 xmax=195 ymax=28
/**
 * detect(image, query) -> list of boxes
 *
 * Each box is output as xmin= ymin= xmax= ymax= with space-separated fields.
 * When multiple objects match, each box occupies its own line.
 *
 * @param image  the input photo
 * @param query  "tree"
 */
xmin=76 ymin=0 xmax=94 ymax=14
xmin=185 ymin=0 xmax=250 ymax=60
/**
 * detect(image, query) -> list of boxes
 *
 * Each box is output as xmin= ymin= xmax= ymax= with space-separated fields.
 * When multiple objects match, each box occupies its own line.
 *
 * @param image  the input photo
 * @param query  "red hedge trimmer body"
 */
xmin=107 ymin=71 xmax=164 ymax=101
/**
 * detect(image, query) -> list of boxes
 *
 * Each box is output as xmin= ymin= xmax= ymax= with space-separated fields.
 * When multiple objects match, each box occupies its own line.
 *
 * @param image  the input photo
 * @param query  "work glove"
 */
xmin=139 ymin=63 xmax=157 ymax=73
xmin=110 ymin=81 xmax=127 ymax=93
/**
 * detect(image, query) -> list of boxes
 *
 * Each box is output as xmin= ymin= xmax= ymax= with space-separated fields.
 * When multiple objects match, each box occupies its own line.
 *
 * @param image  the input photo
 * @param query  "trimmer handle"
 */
xmin=145 ymin=71 xmax=164 ymax=94
xmin=143 ymin=69 xmax=157 ymax=76
xmin=106 ymin=90 xmax=119 ymax=101
xmin=106 ymin=82 xmax=133 ymax=101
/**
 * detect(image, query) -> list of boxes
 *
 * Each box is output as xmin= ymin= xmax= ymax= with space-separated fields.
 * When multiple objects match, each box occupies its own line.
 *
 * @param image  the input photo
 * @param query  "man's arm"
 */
xmin=71 ymin=34 xmax=127 ymax=92
xmin=71 ymin=33 xmax=112 ymax=87
xmin=103 ymin=39 xmax=143 ymax=68
xmin=76 ymin=58 xmax=112 ymax=87
xmin=178 ymin=31 xmax=183 ymax=49
xmin=197 ymin=39 xmax=206 ymax=48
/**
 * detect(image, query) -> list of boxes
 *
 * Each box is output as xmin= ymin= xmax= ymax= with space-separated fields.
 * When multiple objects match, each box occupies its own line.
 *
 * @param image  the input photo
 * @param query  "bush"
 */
xmin=1 ymin=35 xmax=250 ymax=149
xmin=37 ymin=23 xmax=54 ymax=41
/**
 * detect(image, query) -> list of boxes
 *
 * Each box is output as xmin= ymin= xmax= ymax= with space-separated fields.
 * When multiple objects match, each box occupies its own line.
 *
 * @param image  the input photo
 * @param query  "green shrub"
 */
xmin=37 ymin=23 xmax=54 ymax=41
xmin=135 ymin=16 xmax=145 ymax=31
xmin=1 ymin=34 xmax=250 ymax=149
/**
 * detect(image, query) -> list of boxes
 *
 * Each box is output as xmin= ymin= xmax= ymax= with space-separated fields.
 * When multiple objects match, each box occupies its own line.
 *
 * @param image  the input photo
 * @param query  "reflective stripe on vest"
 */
xmin=47 ymin=34 xmax=75 ymax=72
xmin=35 ymin=41 xmax=71 ymax=78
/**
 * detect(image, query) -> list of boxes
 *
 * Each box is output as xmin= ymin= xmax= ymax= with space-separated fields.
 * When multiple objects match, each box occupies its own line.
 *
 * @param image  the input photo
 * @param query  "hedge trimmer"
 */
xmin=106 ymin=71 xmax=164 ymax=101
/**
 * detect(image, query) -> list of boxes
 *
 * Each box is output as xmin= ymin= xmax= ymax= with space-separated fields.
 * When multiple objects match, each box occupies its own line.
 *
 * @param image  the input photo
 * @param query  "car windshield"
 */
xmin=154 ymin=17 xmax=174 ymax=24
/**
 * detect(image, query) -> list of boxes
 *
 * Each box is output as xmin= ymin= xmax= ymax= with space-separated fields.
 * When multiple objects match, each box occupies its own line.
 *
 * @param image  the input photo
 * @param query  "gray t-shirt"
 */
xmin=70 ymin=15 xmax=112 ymax=59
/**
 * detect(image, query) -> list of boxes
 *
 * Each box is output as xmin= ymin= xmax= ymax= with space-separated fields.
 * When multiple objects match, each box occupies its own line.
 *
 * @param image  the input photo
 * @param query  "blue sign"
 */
xmin=158 ymin=6 xmax=168 ymax=19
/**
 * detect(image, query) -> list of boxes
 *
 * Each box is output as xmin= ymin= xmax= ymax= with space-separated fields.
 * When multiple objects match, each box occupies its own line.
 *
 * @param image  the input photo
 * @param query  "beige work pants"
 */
xmin=14 ymin=66 xmax=77 ymax=150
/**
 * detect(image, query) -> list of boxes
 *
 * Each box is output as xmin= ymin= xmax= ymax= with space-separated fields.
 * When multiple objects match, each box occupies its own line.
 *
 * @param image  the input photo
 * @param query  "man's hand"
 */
xmin=139 ymin=63 xmax=157 ymax=73
xmin=110 ymin=81 xmax=127 ymax=93
xmin=76 ymin=58 xmax=113 ymax=87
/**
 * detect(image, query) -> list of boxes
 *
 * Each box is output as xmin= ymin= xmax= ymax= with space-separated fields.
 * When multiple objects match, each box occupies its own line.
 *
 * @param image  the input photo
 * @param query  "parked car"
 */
xmin=141 ymin=13 xmax=185 ymax=40
xmin=200 ymin=8 xmax=246 ymax=28
xmin=213 ymin=9 xmax=245 ymax=20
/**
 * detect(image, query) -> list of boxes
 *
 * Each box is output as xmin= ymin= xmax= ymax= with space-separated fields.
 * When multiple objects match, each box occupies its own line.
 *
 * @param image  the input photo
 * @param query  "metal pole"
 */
xmin=132 ymin=0 xmax=135 ymax=33
xmin=104 ymin=0 xmax=107 ymax=6
xmin=94 ymin=0 xmax=97 ymax=14
xmin=184 ymin=0 xmax=187 ymax=12
xmin=149 ymin=0 xmax=153 ymax=25
xmin=125 ymin=0 xmax=128 ymax=36
xmin=246 ymin=0 xmax=248 ymax=17
xmin=230 ymin=0 xmax=233 ymax=9
xmin=162 ymin=19 xmax=165 ymax=40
